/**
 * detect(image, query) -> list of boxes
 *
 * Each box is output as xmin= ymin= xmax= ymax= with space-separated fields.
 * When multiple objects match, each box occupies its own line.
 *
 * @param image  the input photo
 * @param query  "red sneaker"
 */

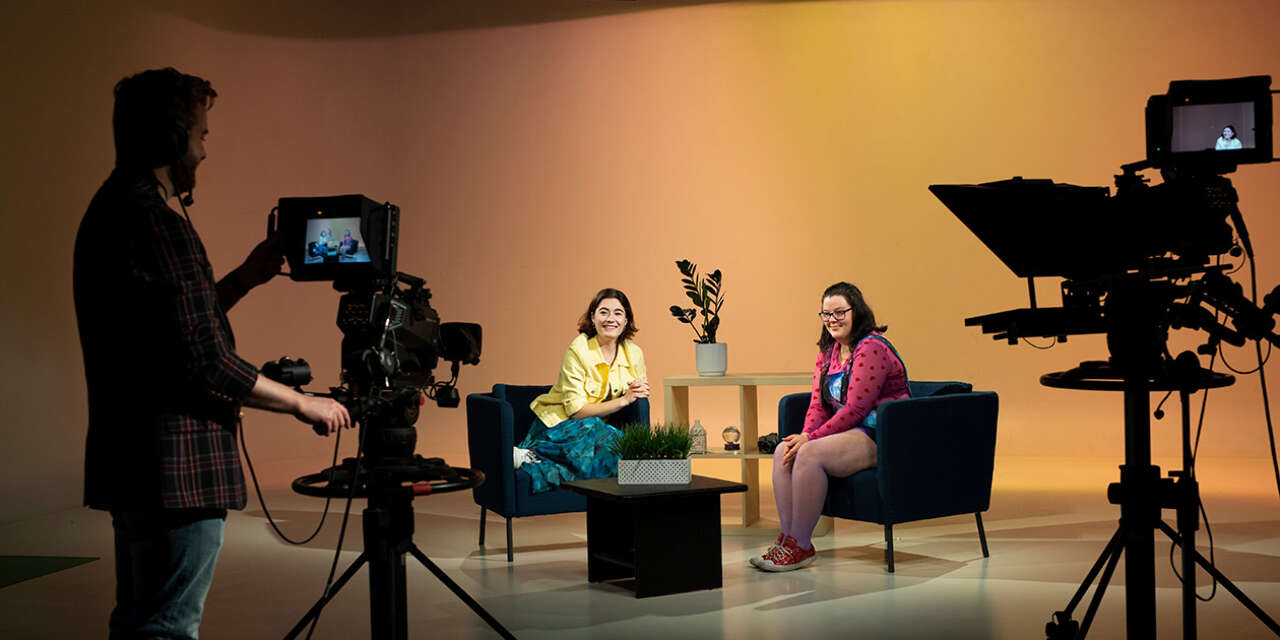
xmin=750 ymin=533 xmax=786 ymax=568
xmin=758 ymin=536 xmax=815 ymax=572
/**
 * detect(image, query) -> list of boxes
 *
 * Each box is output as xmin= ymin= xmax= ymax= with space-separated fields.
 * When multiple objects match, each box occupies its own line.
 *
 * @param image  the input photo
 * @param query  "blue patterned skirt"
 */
xmin=518 ymin=417 xmax=621 ymax=493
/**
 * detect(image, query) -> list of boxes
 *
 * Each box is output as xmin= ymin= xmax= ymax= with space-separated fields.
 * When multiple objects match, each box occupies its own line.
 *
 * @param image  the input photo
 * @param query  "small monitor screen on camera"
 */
xmin=1170 ymin=101 xmax=1256 ymax=152
xmin=304 ymin=217 xmax=370 ymax=265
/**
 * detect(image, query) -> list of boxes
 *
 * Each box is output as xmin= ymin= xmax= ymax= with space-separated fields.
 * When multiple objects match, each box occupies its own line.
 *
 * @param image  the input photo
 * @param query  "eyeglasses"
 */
xmin=817 ymin=307 xmax=852 ymax=322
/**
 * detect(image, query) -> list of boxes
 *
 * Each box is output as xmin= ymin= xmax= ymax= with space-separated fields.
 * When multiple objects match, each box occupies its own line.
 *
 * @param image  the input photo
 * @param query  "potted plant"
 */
xmin=668 ymin=259 xmax=727 ymax=376
xmin=611 ymin=423 xmax=694 ymax=485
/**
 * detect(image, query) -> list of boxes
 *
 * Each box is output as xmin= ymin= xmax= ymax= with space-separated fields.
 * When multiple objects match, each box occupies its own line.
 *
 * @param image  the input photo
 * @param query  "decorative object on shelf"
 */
xmin=757 ymin=432 xmax=780 ymax=454
xmin=611 ymin=423 xmax=693 ymax=485
xmin=688 ymin=419 xmax=708 ymax=454
xmin=669 ymin=259 xmax=727 ymax=376
xmin=722 ymin=425 xmax=742 ymax=451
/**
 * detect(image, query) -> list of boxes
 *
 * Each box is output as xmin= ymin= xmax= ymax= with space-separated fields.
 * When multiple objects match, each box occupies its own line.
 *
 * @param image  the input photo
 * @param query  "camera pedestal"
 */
xmin=284 ymin=461 xmax=514 ymax=640
xmin=1040 ymin=359 xmax=1279 ymax=640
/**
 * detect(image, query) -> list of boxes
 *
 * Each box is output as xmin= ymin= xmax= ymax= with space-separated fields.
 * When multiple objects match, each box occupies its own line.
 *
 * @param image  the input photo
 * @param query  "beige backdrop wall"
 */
xmin=2 ymin=0 xmax=1278 ymax=522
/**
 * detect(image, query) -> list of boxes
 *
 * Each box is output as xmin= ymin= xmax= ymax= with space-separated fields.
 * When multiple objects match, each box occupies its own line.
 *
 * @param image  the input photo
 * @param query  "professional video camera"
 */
xmin=266 ymin=194 xmax=481 ymax=471
xmin=932 ymin=76 xmax=1279 ymax=640
xmin=261 ymin=195 xmax=507 ymax=640
xmin=932 ymin=76 xmax=1277 ymax=366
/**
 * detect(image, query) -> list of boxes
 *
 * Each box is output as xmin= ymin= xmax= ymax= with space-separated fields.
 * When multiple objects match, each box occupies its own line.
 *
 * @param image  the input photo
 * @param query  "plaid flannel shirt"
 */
xmin=75 ymin=170 xmax=258 ymax=510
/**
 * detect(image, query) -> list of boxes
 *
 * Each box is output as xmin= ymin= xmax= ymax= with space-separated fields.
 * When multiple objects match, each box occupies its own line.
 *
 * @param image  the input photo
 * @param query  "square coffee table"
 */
xmin=562 ymin=475 xmax=747 ymax=598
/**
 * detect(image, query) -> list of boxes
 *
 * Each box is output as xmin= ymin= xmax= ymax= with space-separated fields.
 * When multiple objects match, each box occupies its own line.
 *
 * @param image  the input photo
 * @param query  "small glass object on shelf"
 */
xmin=722 ymin=425 xmax=742 ymax=451
xmin=689 ymin=419 xmax=708 ymax=454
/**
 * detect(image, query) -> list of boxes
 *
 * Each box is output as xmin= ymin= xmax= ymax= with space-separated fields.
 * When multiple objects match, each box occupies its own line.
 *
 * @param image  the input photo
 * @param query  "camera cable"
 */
xmin=239 ymin=416 xmax=344 ymax=545
xmin=302 ymin=411 xmax=369 ymax=640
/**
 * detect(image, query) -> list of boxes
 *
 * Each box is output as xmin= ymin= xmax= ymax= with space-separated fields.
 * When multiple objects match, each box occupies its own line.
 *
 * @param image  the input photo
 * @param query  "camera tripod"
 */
xmin=284 ymin=457 xmax=516 ymax=640
xmin=1041 ymin=355 xmax=1280 ymax=640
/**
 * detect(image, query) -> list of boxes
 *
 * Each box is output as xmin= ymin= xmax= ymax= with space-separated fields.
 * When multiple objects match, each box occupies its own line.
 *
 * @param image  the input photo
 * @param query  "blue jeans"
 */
xmin=109 ymin=509 xmax=226 ymax=640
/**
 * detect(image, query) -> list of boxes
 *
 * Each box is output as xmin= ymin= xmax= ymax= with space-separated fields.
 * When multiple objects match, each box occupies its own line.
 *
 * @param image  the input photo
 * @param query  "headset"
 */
xmin=117 ymin=68 xmax=197 ymax=208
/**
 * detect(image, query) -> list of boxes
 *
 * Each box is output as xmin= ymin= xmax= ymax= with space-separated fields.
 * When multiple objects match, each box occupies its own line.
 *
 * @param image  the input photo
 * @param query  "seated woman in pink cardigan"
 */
xmin=753 ymin=281 xmax=909 ymax=572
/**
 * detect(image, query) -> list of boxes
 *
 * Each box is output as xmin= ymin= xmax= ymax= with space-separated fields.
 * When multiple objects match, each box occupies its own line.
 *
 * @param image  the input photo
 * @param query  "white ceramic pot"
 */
xmin=617 ymin=458 xmax=693 ymax=485
xmin=695 ymin=342 xmax=728 ymax=377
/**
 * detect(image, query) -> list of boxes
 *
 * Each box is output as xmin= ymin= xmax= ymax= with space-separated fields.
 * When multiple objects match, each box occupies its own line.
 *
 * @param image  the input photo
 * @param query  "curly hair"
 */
xmin=577 ymin=288 xmax=638 ymax=344
xmin=113 ymin=67 xmax=216 ymax=170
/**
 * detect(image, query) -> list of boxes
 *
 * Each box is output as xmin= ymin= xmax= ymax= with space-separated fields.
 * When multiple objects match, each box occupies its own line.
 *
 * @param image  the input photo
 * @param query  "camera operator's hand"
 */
xmin=244 ymin=374 xmax=351 ymax=435
xmin=295 ymin=394 xmax=351 ymax=435
xmin=235 ymin=234 xmax=284 ymax=290
xmin=218 ymin=235 xmax=284 ymax=311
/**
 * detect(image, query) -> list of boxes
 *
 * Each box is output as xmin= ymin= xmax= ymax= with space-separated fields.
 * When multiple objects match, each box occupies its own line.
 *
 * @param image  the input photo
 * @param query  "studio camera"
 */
xmin=265 ymin=194 xmax=482 ymax=472
xmin=261 ymin=195 xmax=509 ymax=639
xmin=931 ymin=76 xmax=1280 ymax=640
xmin=931 ymin=75 xmax=1278 ymax=363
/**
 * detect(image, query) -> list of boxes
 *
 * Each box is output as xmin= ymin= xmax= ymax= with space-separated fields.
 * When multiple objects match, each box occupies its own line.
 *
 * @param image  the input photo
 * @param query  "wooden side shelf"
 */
xmin=664 ymin=372 xmax=811 ymax=530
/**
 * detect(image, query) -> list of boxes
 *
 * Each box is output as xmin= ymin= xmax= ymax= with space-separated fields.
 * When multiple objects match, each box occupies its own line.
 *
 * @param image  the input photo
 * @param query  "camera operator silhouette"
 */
xmin=73 ymin=67 xmax=351 ymax=639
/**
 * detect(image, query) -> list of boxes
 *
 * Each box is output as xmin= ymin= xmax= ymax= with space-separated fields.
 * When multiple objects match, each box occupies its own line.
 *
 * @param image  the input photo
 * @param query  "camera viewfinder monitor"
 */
xmin=276 ymin=194 xmax=399 ymax=284
xmin=1146 ymin=75 xmax=1273 ymax=168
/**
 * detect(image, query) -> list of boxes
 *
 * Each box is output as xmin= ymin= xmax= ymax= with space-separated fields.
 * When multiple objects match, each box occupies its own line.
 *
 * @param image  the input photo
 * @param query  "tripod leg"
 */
xmin=506 ymin=517 xmax=513 ymax=563
xmin=1157 ymin=521 xmax=1280 ymax=636
xmin=283 ymin=553 xmax=369 ymax=640
xmin=408 ymin=544 xmax=518 ymax=640
xmin=1076 ymin=533 xmax=1125 ymax=640
xmin=479 ymin=507 xmax=487 ymax=545
xmin=1059 ymin=527 xmax=1126 ymax=621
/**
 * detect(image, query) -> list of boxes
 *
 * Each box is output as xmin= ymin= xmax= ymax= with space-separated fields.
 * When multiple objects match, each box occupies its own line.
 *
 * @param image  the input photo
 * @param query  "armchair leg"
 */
xmin=884 ymin=524 xmax=895 ymax=573
xmin=479 ymin=507 xmax=487 ymax=545
xmin=975 ymin=512 xmax=990 ymax=558
xmin=506 ymin=517 xmax=514 ymax=563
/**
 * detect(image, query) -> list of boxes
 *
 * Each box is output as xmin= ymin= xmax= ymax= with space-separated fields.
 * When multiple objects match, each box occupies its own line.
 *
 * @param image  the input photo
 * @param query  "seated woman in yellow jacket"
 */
xmin=520 ymin=288 xmax=650 ymax=492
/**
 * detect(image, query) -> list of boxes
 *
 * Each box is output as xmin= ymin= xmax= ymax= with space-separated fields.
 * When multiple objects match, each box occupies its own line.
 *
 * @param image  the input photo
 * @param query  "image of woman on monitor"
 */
xmin=1215 ymin=124 xmax=1243 ymax=150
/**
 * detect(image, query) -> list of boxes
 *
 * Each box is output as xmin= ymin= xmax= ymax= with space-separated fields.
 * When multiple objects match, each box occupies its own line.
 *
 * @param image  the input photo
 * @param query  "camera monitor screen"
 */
xmin=303 ymin=217 xmax=371 ymax=265
xmin=1147 ymin=75 xmax=1272 ymax=168
xmin=1170 ymin=101 xmax=1256 ymax=152
xmin=276 ymin=194 xmax=398 ymax=284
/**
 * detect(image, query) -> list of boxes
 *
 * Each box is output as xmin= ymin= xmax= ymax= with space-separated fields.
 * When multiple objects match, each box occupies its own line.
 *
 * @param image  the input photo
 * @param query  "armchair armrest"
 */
xmin=778 ymin=393 xmax=809 ymax=438
xmin=875 ymin=391 xmax=999 ymax=522
xmin=466 ymin=393 xmax=518 ymax=513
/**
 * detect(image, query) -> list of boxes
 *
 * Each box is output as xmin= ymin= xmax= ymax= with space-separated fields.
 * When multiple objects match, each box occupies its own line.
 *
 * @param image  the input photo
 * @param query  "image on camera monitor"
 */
xmin=304 ymin=217 xmax=371 ymax=265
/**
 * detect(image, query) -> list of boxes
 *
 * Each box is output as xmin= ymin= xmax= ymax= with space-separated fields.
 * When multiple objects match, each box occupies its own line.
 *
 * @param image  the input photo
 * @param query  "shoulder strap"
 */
xmin=850 ymin=333 xmax=908 ymax=391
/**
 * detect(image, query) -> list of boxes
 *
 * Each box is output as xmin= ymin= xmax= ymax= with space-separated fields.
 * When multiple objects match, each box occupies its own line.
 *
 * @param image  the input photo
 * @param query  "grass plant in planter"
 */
xmin=611 ymin=423 xmax=694 ymax=485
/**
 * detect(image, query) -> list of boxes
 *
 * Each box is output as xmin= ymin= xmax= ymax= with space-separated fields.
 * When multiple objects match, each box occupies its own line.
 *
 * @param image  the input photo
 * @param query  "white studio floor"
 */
xmin=2 ymin=481 xmax=1278 ymax=640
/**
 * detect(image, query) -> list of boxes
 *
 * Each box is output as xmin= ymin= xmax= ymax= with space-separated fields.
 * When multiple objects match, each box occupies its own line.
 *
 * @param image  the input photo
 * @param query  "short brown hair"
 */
xmin=577 ymin=288 xmax=638 ymax=343
xmin=113 ymin=67 xmax=217 ymax=169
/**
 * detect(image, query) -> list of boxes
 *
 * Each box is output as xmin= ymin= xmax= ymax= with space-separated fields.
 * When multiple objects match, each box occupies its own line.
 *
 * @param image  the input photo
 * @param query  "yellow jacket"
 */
xmin=530 ymin=333 xmax=647 ymax=428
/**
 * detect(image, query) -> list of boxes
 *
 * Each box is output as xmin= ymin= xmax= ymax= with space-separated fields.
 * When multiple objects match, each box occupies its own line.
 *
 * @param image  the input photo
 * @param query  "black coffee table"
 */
xmin=562 ymin=475 xmax=747 ymax=598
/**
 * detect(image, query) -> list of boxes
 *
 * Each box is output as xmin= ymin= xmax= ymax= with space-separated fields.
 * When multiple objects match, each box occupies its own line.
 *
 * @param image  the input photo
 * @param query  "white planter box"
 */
xmin=617 ymin=458 xmax=692 ymax=485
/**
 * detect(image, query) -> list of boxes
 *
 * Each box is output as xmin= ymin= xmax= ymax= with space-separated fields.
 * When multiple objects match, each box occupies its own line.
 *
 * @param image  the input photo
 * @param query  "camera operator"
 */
xmin=73 ymin=67 xmax=350 ymax=639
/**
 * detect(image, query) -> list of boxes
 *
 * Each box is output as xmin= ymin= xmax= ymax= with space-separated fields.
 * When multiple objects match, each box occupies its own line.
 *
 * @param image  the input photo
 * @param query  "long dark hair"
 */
xmin=816 ymin=281 xmax=886 ymax=354
xmin=577 ymin=288 xmax=638 ymax=343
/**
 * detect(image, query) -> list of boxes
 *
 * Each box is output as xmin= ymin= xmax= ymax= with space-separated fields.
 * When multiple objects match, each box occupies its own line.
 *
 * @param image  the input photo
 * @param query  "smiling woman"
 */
xmin=517 ymin=288 xmax=651 ymax=492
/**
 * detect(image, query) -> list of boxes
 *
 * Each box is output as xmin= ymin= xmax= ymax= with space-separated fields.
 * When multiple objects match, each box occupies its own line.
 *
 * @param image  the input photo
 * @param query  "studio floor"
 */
xmin=2 ymin=478 xmax=1278 ymax=639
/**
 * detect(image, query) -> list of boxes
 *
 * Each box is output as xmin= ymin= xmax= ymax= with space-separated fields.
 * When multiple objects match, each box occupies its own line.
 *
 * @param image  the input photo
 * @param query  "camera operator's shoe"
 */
xmin=757 ymin=536 xmax=815 ymax=572
xmin=749 ymin=533 xmax=786 ymax=568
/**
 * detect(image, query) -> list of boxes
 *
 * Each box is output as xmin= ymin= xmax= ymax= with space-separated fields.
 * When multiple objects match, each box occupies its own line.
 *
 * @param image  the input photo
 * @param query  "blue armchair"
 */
xmin=779 ymin=381 xmax=998 ymax=572
xmin=466 ymin=384 xmax=649 ymax=561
